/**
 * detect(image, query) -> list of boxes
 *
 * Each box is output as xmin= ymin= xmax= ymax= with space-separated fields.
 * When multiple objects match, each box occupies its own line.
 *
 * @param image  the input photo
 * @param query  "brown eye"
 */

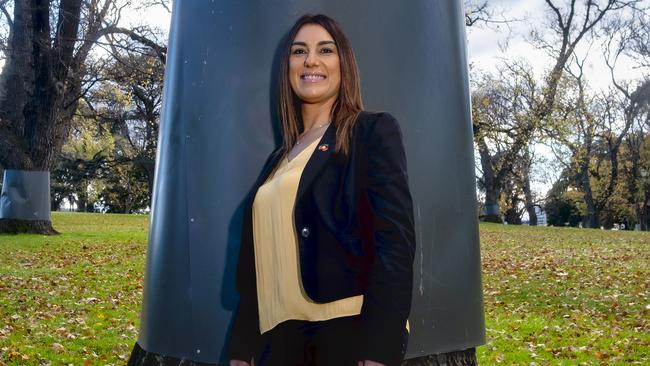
xmin=292 ymin=48 xmax=307 ymax=55
xmin=320 ymin=47 xmax=334 ymax=54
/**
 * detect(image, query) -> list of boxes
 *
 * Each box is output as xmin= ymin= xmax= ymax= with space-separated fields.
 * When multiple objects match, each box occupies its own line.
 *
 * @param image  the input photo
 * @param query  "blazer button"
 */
xmin=301 ymin=226 xmax=311 ymax=238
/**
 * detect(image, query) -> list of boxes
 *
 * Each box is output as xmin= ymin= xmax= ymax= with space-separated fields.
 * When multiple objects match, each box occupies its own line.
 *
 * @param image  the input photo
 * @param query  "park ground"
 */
xmin=0 ymin=213 xmax=648 ymax=365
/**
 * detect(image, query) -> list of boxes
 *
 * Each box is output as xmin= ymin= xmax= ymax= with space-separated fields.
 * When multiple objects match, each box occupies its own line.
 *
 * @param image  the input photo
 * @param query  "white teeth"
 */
xmin=302 ymin=74 xmax=325 ymax=80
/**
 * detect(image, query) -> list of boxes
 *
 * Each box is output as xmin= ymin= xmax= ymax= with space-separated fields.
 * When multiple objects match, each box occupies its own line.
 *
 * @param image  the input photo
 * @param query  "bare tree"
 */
xmin=472 ymin=60 xmax=538 ymax=222
xmin=138 ymin=0 xmax=171 ymax=14
xmin=530 ymin=0 xmax=642 ymax=122
xmin=465 ymin=0 xmax=491 ymax=27
xmin=623 ymin=2 xmax=650 ymax=68
xmin=472 ymin=0 xmax=640 ymax=223
xmin=621 ymin=116 xmax=650 ymax=230
xmin=602 ymin=11 xmax=650 ymax=228
xmin=543 ymin=50 xmax=638 ymax=228
xmin=464 ymin=0 xmax=520 ymax=29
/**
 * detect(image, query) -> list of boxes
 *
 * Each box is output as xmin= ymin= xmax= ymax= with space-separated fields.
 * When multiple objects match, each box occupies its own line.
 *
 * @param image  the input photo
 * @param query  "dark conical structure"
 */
xmin=132 ymin=1 xmax=485 ymax=364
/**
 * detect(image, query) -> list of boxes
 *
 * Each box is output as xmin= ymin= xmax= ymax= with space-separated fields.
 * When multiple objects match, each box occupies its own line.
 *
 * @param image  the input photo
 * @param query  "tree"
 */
xmin=499 ymin=146 xmax=541 ymax=225
xmin=0 ymin=0 xmax=169 ymax=233
xmin=620 ymin=128 xmax=650 ymax=229
xmin=520 ymin=147 xmax=540 ymax=225
xmin=623 ymin=2 xmax=650 ymax=68
xmin=464 ymin=0 xmax=520 ymax=30
xmin=544 ymin=168 xmax=584 ymax=226
xmin=51 ymin=114 xmax=114 ymax=212
xmin=602 ymin=11 xmax=650 ymax=229
xmin=472 ymin=61 xmax=538 ymax=222
xmin=97 ymin=47 xmax=164 ymax=199
xmin=543 ymin=56 xmax=629 ymax=228
xmin=469 ymin=0 xmax=640 ymax=224
xmin=465 ymin=1 xmax=491 ymax=27
xmin=0 ymin=0 xmax=122 ymax=233
xmin=97 ymin=161 xmax=149 ymax=213
xmin=529 ymin=0 xmax=642 ymax=121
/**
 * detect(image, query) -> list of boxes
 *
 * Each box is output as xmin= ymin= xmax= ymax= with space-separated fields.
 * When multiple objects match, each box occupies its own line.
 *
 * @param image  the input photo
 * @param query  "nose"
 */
xmin=304 ymin=51 xmax=319 ymax=67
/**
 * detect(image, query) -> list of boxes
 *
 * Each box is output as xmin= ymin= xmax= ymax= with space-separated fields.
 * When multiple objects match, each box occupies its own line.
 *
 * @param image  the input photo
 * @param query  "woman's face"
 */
xmin=289 ymin=24 xmax=341 ymax=106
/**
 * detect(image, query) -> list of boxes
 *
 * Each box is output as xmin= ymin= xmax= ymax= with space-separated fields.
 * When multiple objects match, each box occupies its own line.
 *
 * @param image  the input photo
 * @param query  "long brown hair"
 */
xmin=277 ymin=14 xmax=363 ymax=157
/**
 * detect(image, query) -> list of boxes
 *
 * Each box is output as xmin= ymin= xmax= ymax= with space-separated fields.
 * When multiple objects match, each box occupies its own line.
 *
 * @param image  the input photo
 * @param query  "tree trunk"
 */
xmin=76 ymin=180 xmax=88 ymax=212
xmin=403 ymin=349 xmax=477 ymax=366
xmin=140 ymin=159 xmax=155 ymax=203
xmin=483 ymin=186 xmax=502 ymax=223
xmin=477 ymin=139 xmax=502 ymax=223
xmin=579 ymin=160 xmax=599 ymax=228
xmin=504 ymin=208 xmax=520 ymax=225
xmin=51 ymin=197 xmax=62 ymax=211
xmin=640 ymin=181 xmax=649 ymax=231
xmin=502 ymin=178 xmax=521 ymax=225
xmin=525 ymin=204 xmax=537 ymax=226
xmin=635 ymin=203 xmax=645 ymax=230
xmin=0 ymin=218 xmax=58 ymax=235
xmin=522 ymin=173 xmax=537 ymax=226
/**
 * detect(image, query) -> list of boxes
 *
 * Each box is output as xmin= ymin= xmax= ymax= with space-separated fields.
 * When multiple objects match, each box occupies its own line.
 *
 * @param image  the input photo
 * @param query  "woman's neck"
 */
xmin=301 ymin=99 xmax=336 ymax=132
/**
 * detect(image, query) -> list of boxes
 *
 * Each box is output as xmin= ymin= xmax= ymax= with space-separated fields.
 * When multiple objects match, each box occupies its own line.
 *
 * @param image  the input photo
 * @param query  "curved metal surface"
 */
xmin=137 ymin=0 xmax=485 ymax=363
xmin=0 ymin=170 xmax=51 ymax=220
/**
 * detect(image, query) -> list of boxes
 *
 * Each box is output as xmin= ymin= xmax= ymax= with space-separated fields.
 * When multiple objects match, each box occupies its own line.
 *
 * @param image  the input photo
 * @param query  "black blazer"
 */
xmin=229 ymin=111 xmax=416 ymax=366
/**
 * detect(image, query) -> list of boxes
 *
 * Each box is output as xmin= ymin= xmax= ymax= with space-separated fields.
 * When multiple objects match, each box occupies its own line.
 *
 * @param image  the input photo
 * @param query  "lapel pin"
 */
xmin=318 ymin=144 xmax=329 ymax=152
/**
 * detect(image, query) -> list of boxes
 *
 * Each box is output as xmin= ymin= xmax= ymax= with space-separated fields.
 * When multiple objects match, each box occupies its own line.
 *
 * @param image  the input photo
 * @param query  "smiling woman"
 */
xmin=289 ymin=25 xmax=341 ymax=105
xmin=227 ymin=13 xmax=415 ymax=366
xmin=284 ymin=24 xmax=341 ymax=162
xmin=128 ymin=1 xmax=489 ymax=365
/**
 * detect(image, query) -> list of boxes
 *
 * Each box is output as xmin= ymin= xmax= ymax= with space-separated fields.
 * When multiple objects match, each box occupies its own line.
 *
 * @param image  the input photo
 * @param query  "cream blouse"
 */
xmin=251 ymin=137 xmax=364 ymax=334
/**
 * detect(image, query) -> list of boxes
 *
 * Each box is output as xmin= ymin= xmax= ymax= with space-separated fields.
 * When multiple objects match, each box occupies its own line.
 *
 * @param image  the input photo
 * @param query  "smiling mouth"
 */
xmin=301 ymin=73 xmax=326 ymax=82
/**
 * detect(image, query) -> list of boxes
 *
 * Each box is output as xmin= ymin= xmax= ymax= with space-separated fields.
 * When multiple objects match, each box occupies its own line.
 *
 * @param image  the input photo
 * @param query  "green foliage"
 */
xmin=51 ymin=118 xmax=115 ymax=212
xmin=97 ymin=163 xmax=150 ymax=214
xmin=1 ymin=215 xmax=649 ymax=364
xmin=543 ymin=133 xmax=650 ymax=229
xmin=51 ymin=48 xmax=164 ymax=213
xmin=545 ymin=192 xmax=583 ymax=227
xmin=542 ymin=73 xmax=650 ymax=229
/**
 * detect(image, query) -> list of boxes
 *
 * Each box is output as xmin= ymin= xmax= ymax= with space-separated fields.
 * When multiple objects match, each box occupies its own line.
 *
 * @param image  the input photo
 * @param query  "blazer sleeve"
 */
xmin=359 ymin=112 xmax=416 ymax=365
xmin=228 ymin=201 xmax=262 ymax=361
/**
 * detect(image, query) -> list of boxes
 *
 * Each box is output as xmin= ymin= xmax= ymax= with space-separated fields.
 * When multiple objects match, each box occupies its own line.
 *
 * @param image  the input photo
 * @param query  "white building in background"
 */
xmin=521 ymin=204 xmax=547 ymax=226
xmin=535 ymin=205 xmax=547 ymax=226
xmin=59 ymin=197 xmax=77 ymax=212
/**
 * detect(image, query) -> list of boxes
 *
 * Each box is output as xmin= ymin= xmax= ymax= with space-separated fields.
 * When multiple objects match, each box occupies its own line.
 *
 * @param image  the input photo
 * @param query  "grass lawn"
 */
xmin=1 ymin=212 xmax=648 ymax=365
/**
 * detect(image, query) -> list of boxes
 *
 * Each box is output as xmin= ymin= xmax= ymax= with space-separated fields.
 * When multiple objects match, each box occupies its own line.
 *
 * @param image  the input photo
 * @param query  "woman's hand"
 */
xmin=230 ymin=359 xmax=254 ymax=366
xmin=357 ymin=360 xmax=386 ymax=366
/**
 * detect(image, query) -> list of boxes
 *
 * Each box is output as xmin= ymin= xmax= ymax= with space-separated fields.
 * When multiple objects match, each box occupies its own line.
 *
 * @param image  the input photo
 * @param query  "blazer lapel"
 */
xmin=295 ymin=122 xmax=337 ymax=203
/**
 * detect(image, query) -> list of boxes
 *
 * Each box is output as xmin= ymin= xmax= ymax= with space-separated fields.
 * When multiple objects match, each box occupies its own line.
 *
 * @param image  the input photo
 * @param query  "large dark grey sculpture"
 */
xmin=133 ymin=1 xmax=485 ymax=364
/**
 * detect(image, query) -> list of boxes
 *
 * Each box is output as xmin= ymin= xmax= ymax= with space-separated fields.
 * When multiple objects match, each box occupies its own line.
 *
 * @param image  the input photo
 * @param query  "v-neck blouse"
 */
xmin=251 ymin=137 xmax=364 ymax=334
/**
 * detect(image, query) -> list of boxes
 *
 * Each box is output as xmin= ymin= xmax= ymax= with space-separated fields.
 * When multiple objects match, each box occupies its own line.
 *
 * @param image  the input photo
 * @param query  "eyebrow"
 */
xmin=291 ymin=40 xmax=336 ymax=47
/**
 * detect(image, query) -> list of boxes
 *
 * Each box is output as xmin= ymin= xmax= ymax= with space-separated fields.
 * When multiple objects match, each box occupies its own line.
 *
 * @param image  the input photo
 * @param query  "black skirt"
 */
xmin=254 ymin=314 xmax=362 ymax=366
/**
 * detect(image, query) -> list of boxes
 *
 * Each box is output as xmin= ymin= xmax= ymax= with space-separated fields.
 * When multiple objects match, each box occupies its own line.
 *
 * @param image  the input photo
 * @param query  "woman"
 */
xmin=229 ymin=14 xmax=415 ymax=366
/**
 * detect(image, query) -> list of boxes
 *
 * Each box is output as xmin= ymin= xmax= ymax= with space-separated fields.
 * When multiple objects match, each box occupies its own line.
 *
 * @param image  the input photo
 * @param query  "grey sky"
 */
xmin=466 ymin=0 xmax=646 ymax=91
